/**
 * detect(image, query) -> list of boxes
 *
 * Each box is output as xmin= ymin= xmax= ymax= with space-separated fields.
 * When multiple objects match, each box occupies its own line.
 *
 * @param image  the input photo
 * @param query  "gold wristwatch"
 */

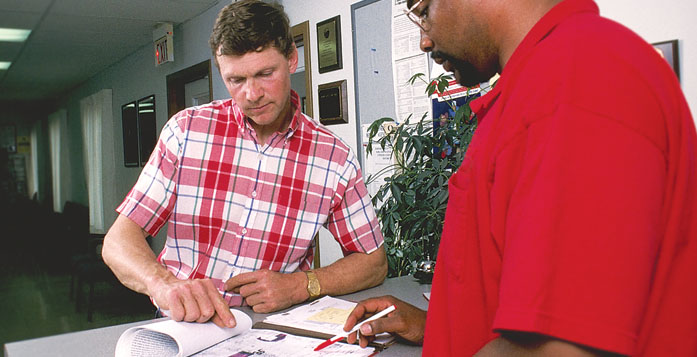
xmin=305 ymin=270 xmax=321 ymax=300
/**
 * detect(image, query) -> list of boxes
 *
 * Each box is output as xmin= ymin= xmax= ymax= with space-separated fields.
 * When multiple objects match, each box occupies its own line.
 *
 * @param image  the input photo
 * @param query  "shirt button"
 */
xmin=242 ymin=228 xmax=247 ymax=235
xmin=252 ymin=191 xmax=257 ymax=198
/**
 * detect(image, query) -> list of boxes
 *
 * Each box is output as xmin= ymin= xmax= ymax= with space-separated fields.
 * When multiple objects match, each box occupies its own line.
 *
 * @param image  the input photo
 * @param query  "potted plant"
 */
xmin=365 ymin=73 xmax=479 ymax=281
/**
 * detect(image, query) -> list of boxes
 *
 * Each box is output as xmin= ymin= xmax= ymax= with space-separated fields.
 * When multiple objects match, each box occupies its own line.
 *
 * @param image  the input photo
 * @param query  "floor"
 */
xmin=0 ymin=197 xmax=155 ymax=357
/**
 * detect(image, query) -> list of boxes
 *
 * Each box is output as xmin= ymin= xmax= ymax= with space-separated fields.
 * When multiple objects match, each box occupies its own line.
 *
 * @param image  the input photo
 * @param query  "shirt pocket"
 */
xmin=438 ymin=169 xmax=478 ymax=283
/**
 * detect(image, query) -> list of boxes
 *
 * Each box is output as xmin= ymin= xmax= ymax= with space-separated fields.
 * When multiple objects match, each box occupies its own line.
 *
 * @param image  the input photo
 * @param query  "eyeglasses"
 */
xmin=404 ymin=0 xmax=431 ymax=32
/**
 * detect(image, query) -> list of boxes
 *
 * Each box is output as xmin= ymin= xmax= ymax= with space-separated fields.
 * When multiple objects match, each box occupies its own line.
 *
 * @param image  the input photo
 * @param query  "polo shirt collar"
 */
xmin=470 ymin=0 xmax=599 ymax=119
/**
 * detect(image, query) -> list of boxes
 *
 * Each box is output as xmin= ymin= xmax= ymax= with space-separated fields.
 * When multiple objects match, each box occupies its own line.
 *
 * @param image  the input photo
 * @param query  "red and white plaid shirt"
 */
xmin=117 ymin=91 xmax=383 ymax=306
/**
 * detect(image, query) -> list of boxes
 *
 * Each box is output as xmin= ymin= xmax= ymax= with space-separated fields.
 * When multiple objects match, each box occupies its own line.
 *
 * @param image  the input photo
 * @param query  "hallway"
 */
xmin=0 ymin=197 xmax=154 ymax=356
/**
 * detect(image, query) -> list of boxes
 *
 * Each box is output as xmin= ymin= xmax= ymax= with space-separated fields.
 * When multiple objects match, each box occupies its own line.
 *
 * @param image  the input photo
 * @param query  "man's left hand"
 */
xmin=224 ymin=269 xmax=305 ymax=313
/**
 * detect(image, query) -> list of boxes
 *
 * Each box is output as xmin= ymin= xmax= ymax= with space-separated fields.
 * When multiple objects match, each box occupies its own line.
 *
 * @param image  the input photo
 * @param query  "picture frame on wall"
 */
xmin=316 ymin=15 xmax=342 ymax=73
xmin=318 ymin=80 xmax=348 ymax=125
xmin=121 ymin=95 xmax=157 ymax=167
xmin=137 ymin=95 xmax=157 ymax=167
xmin=121 ymin=101 xmax=139 ymax=167
xmin=652 ymin=39 xmax=680 ymax=81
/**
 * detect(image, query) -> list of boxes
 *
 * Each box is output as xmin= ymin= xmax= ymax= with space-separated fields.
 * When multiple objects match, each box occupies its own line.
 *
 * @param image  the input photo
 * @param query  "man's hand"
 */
xmin=150 ymin=277 xmax=236 ymax=329
xmin=344 ymin=295 xmax=426 ymax=348
xmin=224 ymin=269 xmax=305 ymax=313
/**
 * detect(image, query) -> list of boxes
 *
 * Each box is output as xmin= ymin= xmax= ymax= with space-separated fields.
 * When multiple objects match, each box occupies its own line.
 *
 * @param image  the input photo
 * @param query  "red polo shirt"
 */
xmin=423 ymin=0 xmax=697 ymax=355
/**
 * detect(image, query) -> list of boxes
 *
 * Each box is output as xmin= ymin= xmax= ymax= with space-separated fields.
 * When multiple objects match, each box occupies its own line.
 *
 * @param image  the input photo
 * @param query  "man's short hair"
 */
xmin=209 ymin=0 xmax=294 ymax=62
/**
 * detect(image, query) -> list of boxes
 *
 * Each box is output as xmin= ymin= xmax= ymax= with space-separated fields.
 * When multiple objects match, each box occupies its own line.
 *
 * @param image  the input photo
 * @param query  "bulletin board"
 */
xmin=351 ymin=0 xmax=398 ymax=168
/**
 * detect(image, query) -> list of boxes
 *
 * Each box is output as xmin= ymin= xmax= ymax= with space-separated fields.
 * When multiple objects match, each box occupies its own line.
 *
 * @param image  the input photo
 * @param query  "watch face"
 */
xmin=309 ymin=280 xmax=320 ymax=295
xmin=307 ymin=272 xmax=321 ymax=297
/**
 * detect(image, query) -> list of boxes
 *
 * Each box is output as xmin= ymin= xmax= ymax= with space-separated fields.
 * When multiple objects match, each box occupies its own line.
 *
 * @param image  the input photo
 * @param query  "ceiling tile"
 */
xmin=0 ymin=0 xmax=53 ymax=13
xmin=0 ymin=0 xmax=221 ymax=101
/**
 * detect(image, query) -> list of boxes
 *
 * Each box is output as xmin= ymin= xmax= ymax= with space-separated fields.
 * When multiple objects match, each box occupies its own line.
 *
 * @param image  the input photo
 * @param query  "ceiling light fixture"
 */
xmin=0 ymin=62 xmax=11 ymax=70
xmin=0 ymin=28 xmax=32 ymax=42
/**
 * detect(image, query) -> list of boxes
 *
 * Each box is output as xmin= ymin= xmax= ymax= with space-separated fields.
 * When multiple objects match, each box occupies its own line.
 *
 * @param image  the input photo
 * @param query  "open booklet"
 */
xmin=115 ymin=297 xmax=388 ymax=357
xmin=255 ymin=296 xmax=395 ymax=348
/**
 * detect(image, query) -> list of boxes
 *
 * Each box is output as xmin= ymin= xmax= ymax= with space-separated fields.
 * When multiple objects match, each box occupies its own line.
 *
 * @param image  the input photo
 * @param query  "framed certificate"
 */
xmin=318 ymin=80 xmax=348 ymax=125
xmin=316 ymin=15 xmax=342 ymax=73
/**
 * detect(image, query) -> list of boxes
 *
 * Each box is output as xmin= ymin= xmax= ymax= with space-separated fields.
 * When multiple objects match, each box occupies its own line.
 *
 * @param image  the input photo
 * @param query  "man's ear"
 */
xmin=288 ymin=44 xmax=299 ymax=74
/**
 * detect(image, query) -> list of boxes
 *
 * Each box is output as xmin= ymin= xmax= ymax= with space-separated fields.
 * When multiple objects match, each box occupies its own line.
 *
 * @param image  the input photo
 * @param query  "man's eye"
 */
xmin=420 ymin=6 xmax=429 ymax=19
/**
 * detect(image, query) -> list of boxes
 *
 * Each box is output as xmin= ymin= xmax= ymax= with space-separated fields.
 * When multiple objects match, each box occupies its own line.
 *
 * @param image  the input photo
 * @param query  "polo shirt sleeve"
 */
xmin=492 ymin=103 xmax=665 ymax=354
xmin=325 ymin=149 xmax=384 ymax=255
xmin=116 ymin=116 xmax=183 ymax=237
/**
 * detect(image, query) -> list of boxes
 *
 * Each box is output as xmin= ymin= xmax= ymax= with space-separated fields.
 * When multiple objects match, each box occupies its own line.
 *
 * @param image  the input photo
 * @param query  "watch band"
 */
xmin=305 ymin=270 xmax=321 ymax=300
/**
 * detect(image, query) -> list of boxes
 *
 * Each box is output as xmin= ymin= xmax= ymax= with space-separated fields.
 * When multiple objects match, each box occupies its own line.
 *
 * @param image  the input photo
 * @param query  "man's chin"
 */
xmin=452 ymin=67 xmax=493 ymax=88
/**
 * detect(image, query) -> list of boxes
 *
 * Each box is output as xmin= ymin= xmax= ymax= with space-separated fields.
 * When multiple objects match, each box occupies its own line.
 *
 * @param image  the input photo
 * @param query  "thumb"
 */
xmin=359 ymin=322 xmax=374 ymax=336
xmin=361 ymin=316 xmax=394 ymax=336
xmin=360 ymin=316 xmax=402 ymax=336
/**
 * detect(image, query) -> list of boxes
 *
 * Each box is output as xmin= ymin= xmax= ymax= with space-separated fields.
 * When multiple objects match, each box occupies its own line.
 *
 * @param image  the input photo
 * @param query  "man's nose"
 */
xmin=245 ymin=79 xmax=263 ymax=102
xmin=419 ymin=30 xmax=434 ymax=53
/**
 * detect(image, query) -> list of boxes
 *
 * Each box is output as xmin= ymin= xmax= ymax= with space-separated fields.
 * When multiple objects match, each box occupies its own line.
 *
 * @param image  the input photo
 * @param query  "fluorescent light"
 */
xmin=0 ymin=62 xmax=11 ymax=70
xmin=0 ymin=28 xmax=31 ymax=42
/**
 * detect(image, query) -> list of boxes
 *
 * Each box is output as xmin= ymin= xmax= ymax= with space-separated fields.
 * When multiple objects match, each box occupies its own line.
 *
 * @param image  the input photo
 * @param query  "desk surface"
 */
xmin=4 ymin=275 xmax=430 ymax=357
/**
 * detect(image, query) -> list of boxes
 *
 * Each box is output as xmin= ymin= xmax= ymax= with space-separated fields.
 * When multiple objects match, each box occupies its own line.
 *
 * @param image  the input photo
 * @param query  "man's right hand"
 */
xmin=150 ymin=277 xmax=236 ymax=329
xmin=343 ymin=295 xmax=427 ymax=347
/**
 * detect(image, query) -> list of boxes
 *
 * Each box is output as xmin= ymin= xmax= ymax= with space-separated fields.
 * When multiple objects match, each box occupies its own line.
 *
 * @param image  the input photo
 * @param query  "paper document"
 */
xmin=259 ymin=296 xmax=395 ymax=347
xmin=115 ymin=309 xmax=252 ymax=357
xmin=114 ymin=307 xmax=378 ymax=357
xmin=195 ymin=329 xmax=375 ymax=356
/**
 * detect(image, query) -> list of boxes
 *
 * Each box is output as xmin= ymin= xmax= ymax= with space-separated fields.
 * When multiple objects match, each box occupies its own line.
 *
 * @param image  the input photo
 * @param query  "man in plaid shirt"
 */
xmin=103 ymin=0 xmax=386 ymax=329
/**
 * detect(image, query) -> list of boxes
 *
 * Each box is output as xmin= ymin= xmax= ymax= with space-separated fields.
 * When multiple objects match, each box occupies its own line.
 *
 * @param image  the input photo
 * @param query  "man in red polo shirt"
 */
xmin=344 ymin=0 xmax=697 ymax=355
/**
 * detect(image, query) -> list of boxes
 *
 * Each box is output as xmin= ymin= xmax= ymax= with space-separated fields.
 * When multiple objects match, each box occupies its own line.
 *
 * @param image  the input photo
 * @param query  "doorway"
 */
xmin=166 ymin=60 xmax=213 ymax=118
xmin=290 ymin=21 xmax=313 ymax=118
xmin=289 ymin=21 xmax=320 ymax=267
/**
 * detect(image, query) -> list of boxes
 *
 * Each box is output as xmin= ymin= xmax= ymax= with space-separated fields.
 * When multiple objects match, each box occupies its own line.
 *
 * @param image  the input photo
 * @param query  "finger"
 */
xmin=251 ymin=299 xmax=278 ymax=314
xmin=243 ymin=288 xmax=264 ymax=308
xmin=237 ymin=281 xmax=259 ymax=299
xmin=209 ymin=313 xmax=226 ymax=328
xmin=206 ymin=284 xmax=236 ymax=328
xmin=358 ymin=332 xmax=375 ymax=349
xmin=344 ymin=297 xmax=393 ymax=331
xmin=165 ymin=290 xmax=186 ymax=322
xmin=193 ymin=293 xmax=215 ymax=323
xmin=344 ymin=304 xmax=368 ymax=331
xmin=180 ymin=288 xmax=201 ymax=322
xmin=224 ymin=271 xmax=259 ymax=291
xmin=210 ymin=310 xmax=237 ymax=329
xmin=348 ymin=327 xmax=375 ymax=348
xmin=346 ymin=330 xmax=360 ymax=344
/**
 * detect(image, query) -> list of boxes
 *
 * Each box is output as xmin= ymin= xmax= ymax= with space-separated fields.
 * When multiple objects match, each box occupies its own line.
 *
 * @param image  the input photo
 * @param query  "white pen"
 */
xmin=313 ymin=304 xmax=396 ymax=351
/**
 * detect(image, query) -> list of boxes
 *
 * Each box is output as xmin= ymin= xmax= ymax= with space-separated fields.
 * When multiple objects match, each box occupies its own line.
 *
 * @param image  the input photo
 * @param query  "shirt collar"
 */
xmin=470 ymin=0 xmax=599 ymax=118
xmin=230 ymin=90 xmax=303 ymax=139
xmin=286 ymin=90 xmax=302 ymax=137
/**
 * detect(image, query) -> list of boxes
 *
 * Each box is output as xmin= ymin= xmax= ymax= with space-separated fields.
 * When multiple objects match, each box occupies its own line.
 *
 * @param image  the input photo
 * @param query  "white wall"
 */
xmin=282 ymin=0 xmax=365 ymax=266
xmin=596 ymin=0 xmax=697 ymax=118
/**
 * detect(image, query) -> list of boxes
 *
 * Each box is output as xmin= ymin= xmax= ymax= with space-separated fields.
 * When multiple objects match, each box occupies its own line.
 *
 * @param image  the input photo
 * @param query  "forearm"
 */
xmin=475 ymin=332 xmax=623 ymax=357
xmin=102 ymin=214 xmax=175 ymax=297
xmin=311 ymin=244 xmax=388 ymax=297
